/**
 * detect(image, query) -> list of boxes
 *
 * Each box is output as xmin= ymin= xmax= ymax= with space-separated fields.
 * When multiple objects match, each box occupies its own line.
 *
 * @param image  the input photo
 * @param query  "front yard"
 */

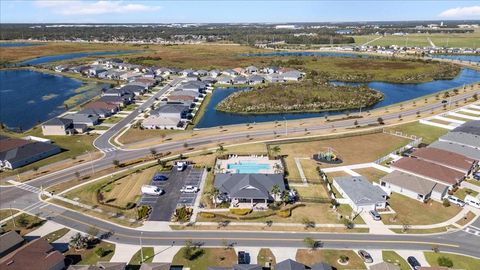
xmin=296 ymin=249 xmax=366 ymax=270
xmin=0 ymin=211 xmax=45 ymax=236
xmin=386 ymin=121 xmax=448 ymax=144
xmin=172 ymin=247 xmax=237 ymax=270
xmin=424 ymin=252 xmax=480 ymax=270
xmin=65 ymin=240 xmax=115 ymax=266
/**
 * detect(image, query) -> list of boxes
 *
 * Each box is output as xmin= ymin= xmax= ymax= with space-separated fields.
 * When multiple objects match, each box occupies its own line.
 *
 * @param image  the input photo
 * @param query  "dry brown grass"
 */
xmin=352 ymin=167 xmax=388 ymax=183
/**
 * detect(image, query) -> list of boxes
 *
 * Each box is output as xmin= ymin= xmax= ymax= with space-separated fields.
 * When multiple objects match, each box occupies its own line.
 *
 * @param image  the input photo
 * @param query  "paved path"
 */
xmin=109 ymin=244 xmax=138 ymax=263
xmin=427 ymin=37 xmax=436 ymax=48
xmin=362 ymin=36 xmax=383 ymax=46
xmin=152 ymin=246 xmax=181 ymax=263
xmin=396 ymin=250 xmax=430 ymax=267
xmin=270 ymin=247 xmax=298 ymax=262
xmin=294 ymin=158 xmax=309 ymax=185
xmin=234 ymin=247 xmax=261 ymax=264
xmin=360 ymin=212 xmax=394 ymax=235
xmin=25 ymin=220 xmax=64 ymax=238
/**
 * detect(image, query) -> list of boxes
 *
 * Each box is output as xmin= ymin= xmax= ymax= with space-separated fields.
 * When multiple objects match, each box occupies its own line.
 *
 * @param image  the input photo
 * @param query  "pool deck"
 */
xmin=215 ymin=155 xmax=283 ymax=174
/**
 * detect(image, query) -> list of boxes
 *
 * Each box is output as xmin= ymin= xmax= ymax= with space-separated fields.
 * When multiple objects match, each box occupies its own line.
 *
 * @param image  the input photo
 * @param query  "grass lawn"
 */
xmin=352 ymin=32 xmax=480 ymax=48
xmin=424 ymin=252 xmax=480 ymax=270
xmin=467 ymin=180 xmax=480 ymax=187
xmin=382 ymin=251 xmax=410 ymax=270
xmin=65 ymin=241 xmax=115 ymax=266
xmin=295 ymin=184 xmax=330 ymax=199
xmin=0 ymin=212 xmax=45 ymax=236
xmin=453 ymin=187 xmax=479 ymax=200
xmin=273 ymin=132 xmax=409 ymax=181
xmin=352 ymin=168 xmax=388 ymax=183
xmin=391 ymin=227 xmax=449 ymax=234
xmin=0 ymin=209 xmax=18 ymax=220
xmin=296 ymin=249 xmax=366 ymax=270
xmin=172 ymin=247 xmax=237 ymax=270
xmin=117 ymin=127 xmax=182 ymax=145
xmin=190 ymin=93 xmax=213 ymax=128
xmin=102 ymin=166 xmax=157 ymax=209
xmin=128 ymin=247 xmax=155 ymax=266
xmin=456 ymin=211 xmax=476 ymax=227
xmin=257 ymin=248 xmax=276 ymax=268
xmin=299 ymin=159 xmax=322 ymax=182
xmin=381 ymin=193 xmax=461 ymax=225
xmin=386 ymin=121 xmax=448 ymax=144
xmin=102 ymin=116 xmax=123 ymax=124
xmin=43 ymin=228 xmax=70 ymax=243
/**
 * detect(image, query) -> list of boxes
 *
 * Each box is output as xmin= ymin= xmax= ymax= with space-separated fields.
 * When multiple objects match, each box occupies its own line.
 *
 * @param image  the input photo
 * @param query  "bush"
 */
xmin=276 ymin=208 xmax=291 ymax=218
xmin=175 ymin=206 xmax=192 ymax=222
xmin=199 ymin=212 xmax=216 ymax=219
xmin=229 ymin=208 xmax=252 ymax=216
xmin=125 ymin=202 xmax=136 ymax=209
xmin=437 ymin=256 xmax=453 ymax=267
xmin=137 ymin=205 xmax=151 ymax=220
xmin=443 ymin=199 xmax=451 ymax=207
xmin=95 ymin=247 xmax=107 ymax=257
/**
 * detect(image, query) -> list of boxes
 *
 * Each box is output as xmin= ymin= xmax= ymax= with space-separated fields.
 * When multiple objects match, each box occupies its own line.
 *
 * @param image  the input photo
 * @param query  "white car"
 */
xmin=141 ymin=185 xmax=164 ymax=196
xmin=180 ymin=185 xmax=199 ymax=193
xmin=447 ymin=195 xmax=466 ymax=207
xmin=465 ymin=195 xmax=480 ymax=209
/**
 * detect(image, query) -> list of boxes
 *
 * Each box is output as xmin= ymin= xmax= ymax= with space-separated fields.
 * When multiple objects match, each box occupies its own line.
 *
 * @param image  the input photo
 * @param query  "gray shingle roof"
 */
xmin=428 ymin=141 xmax=480 ymax=160
xmin=451 ymin=120 xmax=480 ymax=136
xmin=380 ymin=170 xmax=447 ymax=195
xmin=440 ymin=132 xmax=480 ymax=148
xmin=0 ymin=231 xmax=24 ymax=256
xmin=334 ymin=176 xmax=387 ymax=206
xmin=0 ymin=142 xmax=60 ymax=168
xmin=214 ymin=173 xmax=285 ymax=200
xmin=311 ymin=262 xmax=333 ymax=270
xmin=43 ymin=117 xmax=73 ymax=127
xmin=275 ymin=259 xmax=308 ymax=270
xmin=153 ymin=104 xmax=190 ymax=115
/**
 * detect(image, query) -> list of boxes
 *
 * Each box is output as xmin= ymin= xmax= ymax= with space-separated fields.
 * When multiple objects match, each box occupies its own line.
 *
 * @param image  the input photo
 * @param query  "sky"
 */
xmin=1 ymin=1 xmax=479 ymax=24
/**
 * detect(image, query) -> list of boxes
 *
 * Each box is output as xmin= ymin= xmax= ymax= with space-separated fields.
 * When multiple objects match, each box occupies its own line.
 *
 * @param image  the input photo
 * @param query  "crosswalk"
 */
xmin=463 ymin=225 xmax=480 ymax=237
xmin=8 ymin=180 xmax=42 ymax=194
xmin=102 ymin=147 xmax=117 ymax=153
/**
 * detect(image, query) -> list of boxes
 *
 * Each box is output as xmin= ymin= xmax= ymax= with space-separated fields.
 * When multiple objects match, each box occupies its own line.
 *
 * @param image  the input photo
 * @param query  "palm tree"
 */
xmin=210 ymin=187 xmax=220 ymax=208
xmin=216 ymin=144 xmax=225 ymax=156
xmin=270 ymin=145 xmax=281 ymax=158
xmin=271 ymin=184 xmax=281 ymax=201
xmin=69 ymin=233 xmax=88 ymax=251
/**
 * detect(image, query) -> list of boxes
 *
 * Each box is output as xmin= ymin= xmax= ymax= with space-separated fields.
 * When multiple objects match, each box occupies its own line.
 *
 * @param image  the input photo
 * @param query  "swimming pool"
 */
xmin=227 ymin=162 xmax=271 ymax=174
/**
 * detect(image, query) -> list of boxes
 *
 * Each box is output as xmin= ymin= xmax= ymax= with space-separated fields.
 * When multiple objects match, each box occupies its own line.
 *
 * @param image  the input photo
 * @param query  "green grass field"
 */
xmin=382 ymin=251 xmax=410 ymax=270
xmin=424 ymin=252 xmax=480 ymax=270
xmin=386 ymin=121 xmax=448 ymax=144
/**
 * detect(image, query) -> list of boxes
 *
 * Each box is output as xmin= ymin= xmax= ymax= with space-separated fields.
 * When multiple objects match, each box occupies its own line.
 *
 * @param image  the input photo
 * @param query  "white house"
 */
xmin=333 ymin=176 xmax=388 ymax=212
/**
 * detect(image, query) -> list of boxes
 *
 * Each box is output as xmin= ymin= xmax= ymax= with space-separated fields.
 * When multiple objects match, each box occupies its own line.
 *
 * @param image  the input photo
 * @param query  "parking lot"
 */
xmin=139 ymin=166 xmax=204 ymax=221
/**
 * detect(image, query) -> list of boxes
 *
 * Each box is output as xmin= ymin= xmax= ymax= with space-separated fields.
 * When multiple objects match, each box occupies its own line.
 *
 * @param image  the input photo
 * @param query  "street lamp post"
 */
xmin=284 ymin=117 xmax=287 ymax=137
xmin=86 ymin=150 xmax=95 ymax=175
xmin=140 ymin=232 xmax=144 ymax=262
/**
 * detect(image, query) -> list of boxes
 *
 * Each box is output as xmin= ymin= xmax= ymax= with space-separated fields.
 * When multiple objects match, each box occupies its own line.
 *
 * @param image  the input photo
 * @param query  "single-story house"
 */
xmin=142 ymin=115 xmax=184 ymax=130
xmin=390 ymin=157 xmax=465 ymax=187
xmin=232 ymin=76 xmax=248 ymax=85
xmin=180 ymin=69 xmax=195 ymax=76
xmin=42 ymin=118 xmax=74 ymax=135
xmin=214 ymin=173 xmax=285 ymax=208
xmin=196 ymin=70 xmax=209 ymax=76
xmin=166 ymin=95 xmax=196 ymax=106
xmin=179 ymin=81 xmax=207 ymax=93
xmin=68 ymin=262 xmax=126 ymax=270
xmin=263 ymin=66 xmax=279 ymax=74
xmin=169 ymin=90 xmax=200 ymax=98
xmin=83 ymin=101 xmax=119 ymax=114
xmin=245 ymin=65 xmax=258 ymax=74
xmin=216 ymin=75 xmax=233 ymax=84
xmin=208 ymin=69 xmax=221 ymax=78
xmin=281 ymin=70 xmax=304 ymax=81
xmin=98 ymin=96 xmax=131 ymax=107
xmin=439 ymin=132 xmax=480 ymax=149
xmin=333 ymin=176 xmax=388 ymax=212
xmin=247 ymin=75 xmax=265 ymax=85
xmin=450 ymin=120 xmax=480 ymax=135
xmin=275 ymin=259 xmax=308 ymax=270
xmin=233 ymin=67 xmax=245 ymax=74
xmin=119 ymin=84 xmax=146 ymax=96
xmin=77 ymin=108 xmax=112 ymax=119
xmin=138 ymin=263 xmax=171 ymax=270
xmin=265 ymin=74 xmax=285 ymax=83
xmin=0 ymin=231 xmax=24 ymax=258
xmin=70 ymin=65 xmax=90 ymax=74
xmin=369 ymin=262 xmax=401 ymax=270
xmin=222 ymin=69 xmax=239 ymax=76
xmin=154 ymin=67 xmax=173 ymax=76
xmin=0 ymin=138 xmax=61 ymax=170
xmin=119 ymin=72 xmax=141 ymax=81
xmin=380 ymin=170 xmax=448 ymax=202
xmin=88 ymin=65 xmax=106 ymax=77
xmin=143 ymin=71 xmax=155 ymax=79
xmin=208 ymin=265 xmax=261 ymax=270
xmin=0 ymin=238 xmax=65 ymax=270
xmin=429 ymin=141 xmax=480 ymax=161
xmin=54 ymin=65 xmax=70 ymax=72
xmin=150 ymin=104 xmax=190 ymax=119
xmin=63 ymin=112 xmax=99 ymax=126
xmin=410 ymin=147 xmax=477 ymax=174
xmin=129 ymin=78 xmax=156 ymax=89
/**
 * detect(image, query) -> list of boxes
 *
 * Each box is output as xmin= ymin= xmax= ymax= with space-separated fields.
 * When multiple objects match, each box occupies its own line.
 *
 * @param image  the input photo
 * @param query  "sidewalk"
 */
xmin=109 ymin=244 xmax=138 ymax=263
xmin=359 ymin=212 xmax=394 ymax=235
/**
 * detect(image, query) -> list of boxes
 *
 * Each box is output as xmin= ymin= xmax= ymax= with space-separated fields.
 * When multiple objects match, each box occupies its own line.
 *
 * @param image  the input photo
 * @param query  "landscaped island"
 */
xmin=216 ymin=80 xmax=384 ymax=114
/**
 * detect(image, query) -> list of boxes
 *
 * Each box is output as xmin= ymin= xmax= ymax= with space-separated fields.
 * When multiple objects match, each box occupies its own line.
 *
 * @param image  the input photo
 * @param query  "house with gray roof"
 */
xmin=67 ymin=262 xmax=126 ymax=270
xmin=247 ymin=75 xmax=265 ymax=85
xmin=451 ymin=120 xmax=480 ymax=135
xmin=380 ymin=170 xmax=448 ymax=202
xmin=439 ymin=132 xmax=480 ymax=149
xmin=151 ymin=104 xmax=190 ymax=119
xmin=208 ymin=265 xmax=261 ymax=270
xmin=223 ymin=69 xmax=239 ymax=76
xmin=333 ymin=176 xmax=388 ymax=211
xmin=179 ymin=81 xmax=208 ymax=93
xmin=138 ymin=263 xmax=171 ymax=270
xmin=281 ymin=70 xmax=304 ymax=81
xmin=78 ymin=108 xmax=112 ymax=118
xmin=63 ymin=112 xmax=99 ymax=126
xmin=429 ymin=141 xmax=480 ymax=161
xmin=214 ymin=173 xmax=285 ymax=208
xmin=232 ymin=76 xmax=248 ymax=85
xmin=0 ymin=231 xmax=24 ymax=258
xmin=217 ymin=75 xmax=233 ymax=84
xmin=245 ymin=66 xmax=258 ymax=74
xmin=0 ymin=139 xmax=61 ymax=170
xmin=311 ymin=262 xmax=333 ymax=270
xmin=42 ymin=118 xmax=74 ymax=135
xmin=275 ymin=259 xmax=308 ymax=270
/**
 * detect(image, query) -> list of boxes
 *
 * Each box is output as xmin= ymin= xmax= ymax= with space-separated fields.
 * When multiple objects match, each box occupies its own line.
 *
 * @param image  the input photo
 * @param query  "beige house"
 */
xmin=41 ymin=118 xmax=74 ymax=135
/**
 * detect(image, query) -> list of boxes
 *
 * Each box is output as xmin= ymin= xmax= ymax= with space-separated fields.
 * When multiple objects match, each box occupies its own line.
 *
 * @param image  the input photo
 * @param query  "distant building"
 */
xmin=0 ymin=238 xmax=65 ymax=270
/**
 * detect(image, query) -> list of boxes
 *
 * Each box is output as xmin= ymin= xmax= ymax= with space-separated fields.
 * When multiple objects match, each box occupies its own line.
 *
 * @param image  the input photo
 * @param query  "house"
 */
xmin=214 ymin=173 xmax=285 ymax=208
xmin=232 ymin=76 xmax=248 ymax=85
xmin=63 ymin=112 xmax=99 ymax=126
xmin=143 ymin=71 xmax=155 ymax=79
xmin=42 ymin=118 xmax=74 ymax=135
xmin=151 ymin=104 xmax=190 ymax=119
xmin=166 ymin=95 xmax=196 ymax=106
xmin=54 ymin=65 xmax=70 ymax=72
xmin=120 ymin=84 xmax=146 ymax=96
xmin=139 ymin=263 xmax=172 ymax=270
xmin=154 ymin=67 xmax=173 ymax=76
xmin=179 ymin=81 xmax=208 ymax=93
xmin=183 ymin=73 xmax=200 ymax=82
xmin=247 ymin=75 xmax=265 ymax=85
xmin=275 ymin=259 xmax=308 ymax=270
xmin=245 ymin=66 xmax=258 ymax=74
xmin=196 ymin=69 xmax=209 ymax=76
xmin=391 ymin=157 xmax=465 ymax=187
xmin=67 ymin=262 xmax=126 ymax=270
xmin=70 ymin=65 xmax=90 ymax=74
xmin=233 ymin=67 xmax=245 ymax=74
xmin=208 ymin=69 xmax=221 ymax=77
xmin=369 ymin=262 xmax=401 ymax=270
xmin=263 ymin=66 xmax=279 ymax=74
xmin=333 ymin=176 xmax=388 ymax=211
xmin=311 ymin=262 xmax=333 ymax=270
xmin=265 ymin=73 xmax=285 ymax=83
xmin=88 ymin=65 xmax=106 ymax=77
xmin=0 ymin=231 xmax=24 ymax=258
xmin=439 ymin=132 xmax=480 ymax=149
xmin=98 ymin=95 xmax=132 ymax=107
xmin=142 ymin=115 xmax=185 ymax=130
xmin=119 ymin=71 xmax=141 ymax=81
xmin=78 ymin=108 xmax=112 ymax=119
xmin=180 ymin=69 xmax=195 ymax=76
xmin=169 ymin=90 xmax=200 ymax=98
xmin=281 ymin=70 xmax=304 ymax=81
xmin=0 ymin=138 xmax=61 ymax=169
xmin=0 ymin=238 xmax=65 ymax=270
xmin=380 ymin=170 xmax=448 ymax=202
xmin=429 ymin=141 xmax=480 ymax=161
xmin=208 ymin=265 xmax=261 ymax=270
xmin=410 ymin=147 xmax=477 ymax=175
xmin=223 ymin=69 xmax=239 ymax=76
xmin=132 ymin=77 xmax=157 ymax=88
xmin=216 ymin=75 xmax=233 ymax=84
xmin=83 ymin=101 xmax=120 ymax=114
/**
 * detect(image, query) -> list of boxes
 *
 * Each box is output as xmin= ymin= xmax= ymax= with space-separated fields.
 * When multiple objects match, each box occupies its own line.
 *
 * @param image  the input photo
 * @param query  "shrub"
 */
xmin=175 ymin=206 xmax=192 ymax=222
xmin=339 ymin=255 xmax=349 ymax=263
xmin=276 ymin=208 xmax=291 ymax=218
xmin=229 ymin=208 xmax=252 ymax=216
xmin=125 ymin=202 xmax=136 ymax=209
xmin=95 ymin=247 xmax=107 ymax=257
xmin=443 ymin=199 xmax=451 ymax=207
xmin=199 ymin=212 xmax=216 ymax=219
xmin=137 ymin=205 xmax=151 ymax=220
xmin=437 ymin=256 xmax=453 ymax=268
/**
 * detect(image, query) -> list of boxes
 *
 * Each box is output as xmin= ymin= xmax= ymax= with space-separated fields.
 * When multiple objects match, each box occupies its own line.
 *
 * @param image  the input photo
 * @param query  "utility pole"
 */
xmin=140 ymin=231 xmax=144 ymax=262
xmin=10 ymin=205 xmax=16 ymax=228
xmin=86 ymin=150 xmax=95 ymax=175
xmin=284 ymin=117 xmax=287 ymax=136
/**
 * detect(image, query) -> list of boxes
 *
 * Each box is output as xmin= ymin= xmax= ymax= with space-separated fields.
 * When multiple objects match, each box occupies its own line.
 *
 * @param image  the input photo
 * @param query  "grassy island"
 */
xmin=216 ymin=80 xmax=384 ymax=114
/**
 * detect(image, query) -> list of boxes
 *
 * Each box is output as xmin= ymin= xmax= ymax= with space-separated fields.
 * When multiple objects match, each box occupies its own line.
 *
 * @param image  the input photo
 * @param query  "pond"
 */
xmin=17 ymin=50 xmax=138 ymax=66
xmin=0 ymin=42 xmax=44 ymax=47
xmin=241 ymin=51 xmax=369 ymax=58
xmin=195 ymin=68 xmax=480 ymax=128
xmin=0 ymin=69 xmax=104 ymax=131
xmin=430 ymin=54 xmax=480 ymax=63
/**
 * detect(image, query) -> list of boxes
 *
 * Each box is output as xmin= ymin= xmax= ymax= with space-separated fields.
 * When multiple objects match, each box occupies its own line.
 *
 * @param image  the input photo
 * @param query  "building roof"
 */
xmin=0 ymin=238 xmax=64 ymax=270
xmin=0 ymin=141 xmax=60 ymax=165
xmin=440 ymin=132 xmax=480 ymax=148
xmin=333 ymin=176 xmax=387 ymax=205
xmin=311 ymin=262 xmax=333 ymax=270
xmin=248 ymin=75 xmax=265 ymax=82
xmin=429 ymin=141 xmax=480 ymax=161
xmin=391 ymin=157 xmax=465 ymax=185
xmin=63 ymin=113 xmax=99 ymax=124
xmin=119 ymin=84 xmax=146 ymax=93
xmin=167 ymin=95 xmax=195 ymax=102
xmin=214 ymin=173 xmax=285 ymax=200
xmin=68 ymin=262 xmax=126 ymax=270
xmin=0 ymin=231 xmax=24 ymax=257
xmin=411 ymin=147 xmax=475 ymax=172
xmin=138 ymin=263 xmax=171 ymax=270
xmin=143 ymin=115 xmax=181 ymax=127
xmin=381 ymin=170 xmax=448 ymax=195
xmin=42 ymin=117 xmax=73 ymax=127
xmin=170 ymin=90 xmax=199 ymax=97
xmin=451 ymin=120 xmax=480 ymax=135
xmin=0 ymin=138 xmax=31 ymax=153
xmin=78 ymin=108 xmax=110 ymax=117
xmin=275 ymin=259 xmax=308 ymax=270
xmin=369 ymin=262 xmax=401 ymax=270
xmin=83 ymin=101 xmax=119 ymax=111
xmin=153 ymin=104 xmax=190 ymax=115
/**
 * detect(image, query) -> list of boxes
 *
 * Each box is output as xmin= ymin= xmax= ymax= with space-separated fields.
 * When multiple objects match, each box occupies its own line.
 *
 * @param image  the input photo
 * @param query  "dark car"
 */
xmin=441 ymin=99 xmax=448 ymax=104
xmin=238 ymin=251 xmax=250 ymax=264
xmin=407 ymin=256 xmax=421 ymax=270
xmin=358 ymin=250 xmax=373 ymax=263
xmin=152 ymin=174 xmax=168 ymax=181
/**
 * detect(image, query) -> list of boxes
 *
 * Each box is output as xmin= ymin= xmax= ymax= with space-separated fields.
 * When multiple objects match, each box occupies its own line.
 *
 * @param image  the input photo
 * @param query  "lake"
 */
xmin=18 ymin=50 xmax=138 ymax=66
xmin=195 ymin=68 xmax=480 ymax=128
xmin=0 ymin=42 xmax=44 ymax=47
xmin=430 ymin=54 xmax=480 ymax=63
xmin=0 ymin=69 xmax=84 ymax=131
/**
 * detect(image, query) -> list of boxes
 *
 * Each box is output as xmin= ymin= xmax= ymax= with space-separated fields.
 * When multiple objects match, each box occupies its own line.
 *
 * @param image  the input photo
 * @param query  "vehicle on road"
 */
xmin=369 ymin=210 xmax=381 ymax=221
xmin=441 ymin=99 xmax=448 ymax=104
xmin=152 ymin=174 xmax=168 ymax=181
xmin=238 ymin=251 xmax=250 ymax=264
xmin=447 ymin=195 xmax=466 ymax=207
xmin=358 ymin=250 xmax=373 ymax=263
xmin=180 ymin=185 xmax=199 ymax=193
xmin=465 ymin=195 xmax=480 ymax=209
xmin=407 ymin=256 xmax=421 ymax=270
xmin=176 ymin=161 xmax=187 ymax=172
xmin=141 ymin=185 xmax=164 ymax=196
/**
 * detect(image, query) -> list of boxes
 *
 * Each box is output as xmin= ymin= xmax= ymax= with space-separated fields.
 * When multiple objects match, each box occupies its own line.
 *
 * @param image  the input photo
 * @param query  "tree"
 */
xmin=112 ymin=159 xmax=120 ymax=167
xmin=270 ymin=145 xmax=281 ymax=158
xmin=339 ymin=255 xmax=349 ymax=263
xmin=271 ymin=184 xmax=281 ymax=201
xmin=343 ymin=218 xmax=354 ymax=229
xmin=183 ymin=142 xmax=189 ymax=149
xmin=473 ymin=93 xmax=478 ymax=101
xmin=183 ymin=240 xmax=193 ymax=260
xmin=216 ymin=144 xmax=225 ymax=156
xmin=302 ymin=217 xmax=315 ymax=229
xmin=377 ymin=117 xmax=384 ymax=125
xmin=209 ymin=187 xmax=220 ymax=208
xmin=69 ymin=233 xmax=89 ymax=250
xmin=443 ymin=199 xmax=451 ymax=207
xmin=16 ymin=214 xmax=29 ymax=228
xmin=303 ymin=237 xmax=317 ymax=250
xmin=398 ymin=114 xmax=402 ymax=121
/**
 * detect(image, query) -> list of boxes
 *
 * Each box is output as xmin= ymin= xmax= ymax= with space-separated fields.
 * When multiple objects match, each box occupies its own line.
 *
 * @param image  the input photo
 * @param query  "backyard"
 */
xmin=352 ymin=167 xmax=389 ymax=183
xmin=296 ymin=249 xmax=366 ymax=270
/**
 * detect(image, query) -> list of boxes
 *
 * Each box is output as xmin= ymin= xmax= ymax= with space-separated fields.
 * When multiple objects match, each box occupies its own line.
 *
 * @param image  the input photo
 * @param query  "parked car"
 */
xmin=358 ymin=250 xmax=373 ymax=263
xmin=152 ymin=174 xmax=168 ymax=181
xmin=447 ymin=195 xmax=466 ymax=207
xmin=141 ymin=185 xmax=164 ymax=196
xmin=473 ymin=173 xmax=480 ymax=180
xmin=369 ymin=210 xmax=381 ymax=221
xmin=238 ymin=251 xmax=250 ymax=264
xmin=180 ymin=185 xmax=199 ymax=193
xmin=407 ymin=256 xmax=421 ymax=270
xmin=465 ymin=195 xmax=480 ymax=209
xmin=176 ymin=161 xmax=187 ymax=172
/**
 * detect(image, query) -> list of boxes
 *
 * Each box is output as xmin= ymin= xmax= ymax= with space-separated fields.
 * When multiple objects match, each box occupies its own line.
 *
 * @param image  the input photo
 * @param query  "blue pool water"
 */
xmin=227 ymin=162 xmax=271 ymax=174
xmin=17 ymin=50 xmax=138 ymax=66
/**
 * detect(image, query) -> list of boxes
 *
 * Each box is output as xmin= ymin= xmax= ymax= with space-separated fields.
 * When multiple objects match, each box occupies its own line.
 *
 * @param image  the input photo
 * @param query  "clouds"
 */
xmin=439 ymin=5 xmax=480 ymax=18
xmin=35 ymin=0 xmax=161 ymax=16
